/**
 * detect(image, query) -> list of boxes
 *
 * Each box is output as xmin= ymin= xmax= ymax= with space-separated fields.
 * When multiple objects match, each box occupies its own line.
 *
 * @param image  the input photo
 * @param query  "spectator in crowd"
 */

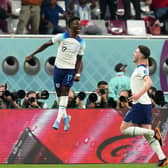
xmin=15 ymin=0 xmax=42 ymax=34
xmin=41 ymin=0 xmax=50 ymax=7
xmin=116 ymin=89 xmax=132 ymax=109
xmin=67 ymin=90 xmax=86 ymax=108
xmin=145 ymin=0 xmax=168 ymax=34
xmin=147 ymin=86 xmax=157 ymax=107
xmin=65 ymin=90 xmax=77 ymax=108
xmin=3 ymin=92 xmax=21 ymax=109
xmin=0 ymin=98 xmax=6 ymax=109
xmin=148 ymin=86 xmax=168 ymax=108
xmin=52 ymin=89 xmax=86 ymax=109
xmin=69 ymin=0 xmax=96 ymax=20
xmin=0 ymin=0 xmax=11 ymax=33
xmin=122 ymin=0 xmax=141 ymax=19
xmin=40 ymin=0 xmax=69 ymax=34
xmin=0 ymin=84 xmax=7 ymax=108
xmin=98 ymin=0 xmax=117 ymax=20
xmin=22 ymin=90 xmax=47 ymax=108
xmin=0 ymin=84 xmax=21 ymax=109
xmin=86 ymin=80 xmax=116 ymax=108
xmin=108 ymin=63 xmax=130 ymax=101
xmin=154 ymin=90 xmax=168 ymax=108
xmin=65 ymin=0 xmax=72 ymax=13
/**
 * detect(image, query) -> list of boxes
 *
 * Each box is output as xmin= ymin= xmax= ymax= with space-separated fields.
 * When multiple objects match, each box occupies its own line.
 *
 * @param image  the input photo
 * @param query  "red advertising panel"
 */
xmin=0 ymin=109 xmax=168 ymax=164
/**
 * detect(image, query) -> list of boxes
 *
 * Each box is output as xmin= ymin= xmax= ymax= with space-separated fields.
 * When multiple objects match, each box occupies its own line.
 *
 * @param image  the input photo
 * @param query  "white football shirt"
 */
xmin=131 ymin=64 xmax=151 ymax=104
xmin=52 ymin=32 xmax=85 ymax=69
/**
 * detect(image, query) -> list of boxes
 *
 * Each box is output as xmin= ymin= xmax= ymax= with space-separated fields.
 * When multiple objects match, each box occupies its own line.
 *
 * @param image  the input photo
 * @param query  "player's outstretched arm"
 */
xmin=25 ymin=40 xmax=53 ymax=61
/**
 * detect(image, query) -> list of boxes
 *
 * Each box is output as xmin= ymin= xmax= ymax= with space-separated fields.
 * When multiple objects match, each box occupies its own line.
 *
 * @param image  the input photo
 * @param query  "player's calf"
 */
xmin=154 ymin=128 xmax=163 ymax=146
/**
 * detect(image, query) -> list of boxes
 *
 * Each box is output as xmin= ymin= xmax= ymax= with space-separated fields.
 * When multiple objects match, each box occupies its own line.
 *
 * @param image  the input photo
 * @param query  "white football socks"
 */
xmin=121 ymin=126 xmax=155 ymax=136
xmin=56 ymin=96 xmax=68 ymax=122
xmin=122 ymin=126 xmax=166 ymax=160
xmin=144 ymin=135 xmax=166 ymax=160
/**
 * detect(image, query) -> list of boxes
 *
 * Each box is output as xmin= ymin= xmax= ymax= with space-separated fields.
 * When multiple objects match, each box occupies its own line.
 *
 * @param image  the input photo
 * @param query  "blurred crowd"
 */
xmin=0 ymin=83 xmax=49 ymax=109
xmin=0 ymin=62 xmax=167 ymax=109
xmin=0 ymin=0 xmax=168 ymax=35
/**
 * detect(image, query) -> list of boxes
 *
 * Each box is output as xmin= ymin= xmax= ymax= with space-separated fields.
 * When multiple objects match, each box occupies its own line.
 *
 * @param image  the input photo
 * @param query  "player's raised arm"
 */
xmin=25 ymin=40 xmax=53 ymax=61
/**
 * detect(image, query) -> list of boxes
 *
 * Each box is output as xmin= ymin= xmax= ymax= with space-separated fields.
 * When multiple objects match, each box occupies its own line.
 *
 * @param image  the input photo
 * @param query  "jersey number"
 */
xmin=62 ymin=46 xmax=67 ymax=52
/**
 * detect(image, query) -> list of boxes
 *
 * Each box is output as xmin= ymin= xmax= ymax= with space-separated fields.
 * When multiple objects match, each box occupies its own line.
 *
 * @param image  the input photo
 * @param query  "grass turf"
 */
xmin=0 ymin=164 xmax=162 ymax=168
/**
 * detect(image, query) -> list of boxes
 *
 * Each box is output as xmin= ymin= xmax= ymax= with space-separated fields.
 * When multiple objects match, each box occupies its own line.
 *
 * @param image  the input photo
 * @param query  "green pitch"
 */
xmin=0 ymin=164 xmax=164 ymax=168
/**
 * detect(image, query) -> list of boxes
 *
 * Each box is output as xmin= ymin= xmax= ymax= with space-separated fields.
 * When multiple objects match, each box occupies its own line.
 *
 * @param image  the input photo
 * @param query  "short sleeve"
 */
xmin=78 ymin=39 xmax=86 ymax=56
xmin=51 ymin=33 xmax=63 ymax=44
xmin=138 ymin=66 xmax=149 ymax=79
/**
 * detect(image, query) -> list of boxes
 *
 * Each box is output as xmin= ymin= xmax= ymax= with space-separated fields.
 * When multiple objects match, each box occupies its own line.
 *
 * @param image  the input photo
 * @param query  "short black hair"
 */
xmin=67 ymin=16 xmax=80 ymax=27
xmin=138 ymin=45 xmax=150 ymax=58
xmin=97 ymin=81 xmax=108 ymax=87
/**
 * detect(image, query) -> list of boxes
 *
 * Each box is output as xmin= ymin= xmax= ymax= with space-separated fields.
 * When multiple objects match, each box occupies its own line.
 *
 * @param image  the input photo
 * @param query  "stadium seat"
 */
xmin=127 ymin=19 xmax=147 ymax=35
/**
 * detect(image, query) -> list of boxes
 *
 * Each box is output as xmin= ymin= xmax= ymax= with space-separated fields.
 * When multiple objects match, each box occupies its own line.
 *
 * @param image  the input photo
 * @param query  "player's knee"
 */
xmin=120 ymin=124 xmax=131 ymax=135
xmin=121 ymin=128 xmax=128 ymax=135
xmin=120 ymin=125 xmax=126 ymax=134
